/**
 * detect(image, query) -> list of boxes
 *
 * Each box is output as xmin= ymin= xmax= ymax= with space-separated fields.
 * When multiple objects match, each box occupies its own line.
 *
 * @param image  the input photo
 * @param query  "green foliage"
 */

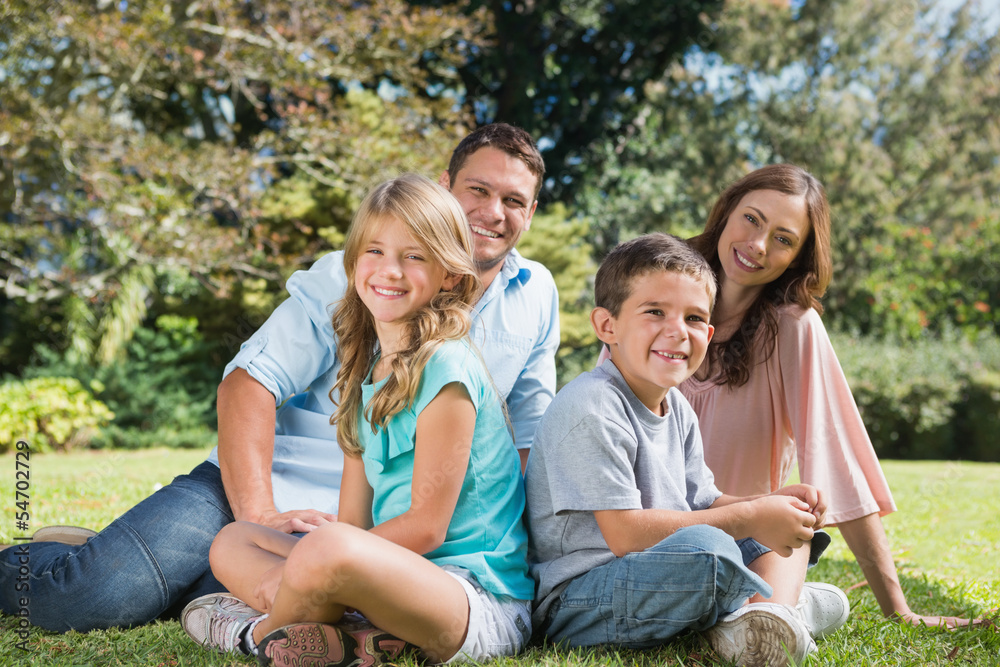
xmin=25 ymin=315 xmax=221 ymax=450
xmin=1 ymin=0 xmax=485 ymax=371
xmin=516 ymin=202 xmax=599 ymax=385
xmin=833 ymin=330 xmax=1000 ymax=461
xmin=850 ymin=218 xmax=1000 ymax=339
xmin=0 ymin=377 xmax=114 ymax=453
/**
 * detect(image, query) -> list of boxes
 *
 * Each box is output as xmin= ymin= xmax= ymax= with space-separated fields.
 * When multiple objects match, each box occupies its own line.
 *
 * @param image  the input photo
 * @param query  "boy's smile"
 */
xmin=592 ymin=271 xmax=715 ymax=414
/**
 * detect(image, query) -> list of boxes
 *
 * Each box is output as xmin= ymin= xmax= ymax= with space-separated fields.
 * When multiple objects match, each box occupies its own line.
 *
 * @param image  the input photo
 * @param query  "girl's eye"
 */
xmin=367 ymin=248 xmax=383 ymax=255
xmin=406 ymin=254 xmax=424 ymax=261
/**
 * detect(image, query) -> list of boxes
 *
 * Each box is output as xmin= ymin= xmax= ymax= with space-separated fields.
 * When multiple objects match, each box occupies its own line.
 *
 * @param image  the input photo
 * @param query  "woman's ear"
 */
xmin=590 ymin=307 xmax=617 ymax=346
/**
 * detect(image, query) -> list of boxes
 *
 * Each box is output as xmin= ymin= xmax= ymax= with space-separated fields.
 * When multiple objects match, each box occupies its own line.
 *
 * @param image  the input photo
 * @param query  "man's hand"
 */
xmin=771 ymin=483 xmax=827 ymax=527
xmin=254 ymin=508 xmax=336 ymax=534
xmin=749 ymin=495 xmax=817 ymax=557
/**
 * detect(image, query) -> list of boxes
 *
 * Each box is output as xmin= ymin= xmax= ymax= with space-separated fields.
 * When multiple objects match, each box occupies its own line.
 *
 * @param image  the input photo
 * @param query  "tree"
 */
xmin=411 ymin=0 xmax=725 ymax=201
xmin=574 ymin=0 xmax=1000 ymax=339
xmin=0 ymin=0 xmax=486 ymax=373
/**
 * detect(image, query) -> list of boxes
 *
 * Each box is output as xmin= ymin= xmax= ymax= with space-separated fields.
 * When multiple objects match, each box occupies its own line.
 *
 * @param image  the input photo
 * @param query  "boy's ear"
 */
xmin=590 ymin=307 xmax=617 ymax=346
xmin=441 ymin=272 xmax=461 ymax=291
xmin=706 ymin=323 xmax=715 ymax=345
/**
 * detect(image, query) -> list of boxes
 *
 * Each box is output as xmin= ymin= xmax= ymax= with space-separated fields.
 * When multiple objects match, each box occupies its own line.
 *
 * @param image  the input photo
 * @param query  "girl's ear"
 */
xmin=441 ymin=272 xmax=461 ymax=291
xmin=590 ymin=307 xmax=617 ymax=346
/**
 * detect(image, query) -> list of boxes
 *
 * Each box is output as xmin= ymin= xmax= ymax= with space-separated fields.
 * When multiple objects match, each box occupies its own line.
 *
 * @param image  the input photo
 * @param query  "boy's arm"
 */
xmin=595 ymin=493 xmax=817 ymax=558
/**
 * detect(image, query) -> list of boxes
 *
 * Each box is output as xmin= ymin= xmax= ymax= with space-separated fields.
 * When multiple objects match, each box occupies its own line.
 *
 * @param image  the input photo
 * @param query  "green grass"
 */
xmin=1 ymin=450 xmax=997 ymax=665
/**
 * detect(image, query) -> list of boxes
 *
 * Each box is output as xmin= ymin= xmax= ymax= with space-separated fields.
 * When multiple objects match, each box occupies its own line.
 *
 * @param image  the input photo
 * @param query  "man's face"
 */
xmin=440 ymin=146 xmax=538 ymax=278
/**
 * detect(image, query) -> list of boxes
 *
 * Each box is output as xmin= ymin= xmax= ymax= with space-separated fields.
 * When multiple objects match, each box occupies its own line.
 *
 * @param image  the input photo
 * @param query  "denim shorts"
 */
xmin=440 ymin=566 xmax=531 ymax=663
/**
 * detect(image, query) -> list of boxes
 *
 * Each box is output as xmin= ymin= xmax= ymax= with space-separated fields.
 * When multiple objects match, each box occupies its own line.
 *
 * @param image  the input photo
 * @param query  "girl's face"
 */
xmin=355 ymin=215 xmax=459 ymax=343
xmin=716 ymin=189 xmax=811 ymax=293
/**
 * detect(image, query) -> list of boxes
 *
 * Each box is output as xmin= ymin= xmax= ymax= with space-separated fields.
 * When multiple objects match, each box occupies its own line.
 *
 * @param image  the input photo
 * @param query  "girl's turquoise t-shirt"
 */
xmin=359 ymin=338 xmax=534 ymax=601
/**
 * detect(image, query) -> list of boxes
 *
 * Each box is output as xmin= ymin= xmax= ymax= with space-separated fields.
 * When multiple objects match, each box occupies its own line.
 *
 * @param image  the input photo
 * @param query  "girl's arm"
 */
xmin=369 ymin=382 xmax=474 ymax=555
xmin=338 ymin=453 xmax=374 ymax=530
xmin=838 ymin=513 xmax=980 ymax=629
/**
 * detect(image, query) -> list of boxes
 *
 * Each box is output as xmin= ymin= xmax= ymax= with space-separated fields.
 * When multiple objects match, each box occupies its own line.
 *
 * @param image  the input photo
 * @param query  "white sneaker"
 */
xmin=181 ymin=593 xmax=264 ymax=655
xmin=797 ymin=582 xmax=850 ymax=638
xmin=705 ymin=602 xmax=816 ymax=666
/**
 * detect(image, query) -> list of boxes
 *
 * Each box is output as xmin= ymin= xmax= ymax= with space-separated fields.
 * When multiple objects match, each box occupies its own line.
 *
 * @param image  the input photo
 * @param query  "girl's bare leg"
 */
xmin=209 ymin=521 xmax=299 ymax=612
xmin=251 ymin=522 xmax=470 ymax=663
xmin=748 ymin=543 xmax=810 ymax=605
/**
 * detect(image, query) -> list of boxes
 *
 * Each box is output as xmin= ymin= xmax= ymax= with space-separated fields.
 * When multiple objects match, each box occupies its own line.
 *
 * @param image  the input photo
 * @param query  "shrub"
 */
xmin=832 ymin=330 xmax=1000 ymax=460
xmin=25 ymin=314 xmax=221 ymax=450
xmin=0 ymin=377 xmax=114 ymax=453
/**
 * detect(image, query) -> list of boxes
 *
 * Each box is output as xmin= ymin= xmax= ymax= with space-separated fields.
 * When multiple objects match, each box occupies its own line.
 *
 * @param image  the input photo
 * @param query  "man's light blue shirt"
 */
xmin=207 ymin=248 xmax=559 ymax=514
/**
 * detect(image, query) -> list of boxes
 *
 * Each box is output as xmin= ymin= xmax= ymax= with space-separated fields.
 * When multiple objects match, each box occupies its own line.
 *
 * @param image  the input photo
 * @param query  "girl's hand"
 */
xmin=251 ymin=562 xmax=286 ymax=613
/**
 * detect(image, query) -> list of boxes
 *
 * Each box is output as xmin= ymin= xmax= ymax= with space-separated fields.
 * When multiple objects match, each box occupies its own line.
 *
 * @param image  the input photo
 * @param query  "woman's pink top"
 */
xmin=678 ymin=304 xmax=896 ymax=526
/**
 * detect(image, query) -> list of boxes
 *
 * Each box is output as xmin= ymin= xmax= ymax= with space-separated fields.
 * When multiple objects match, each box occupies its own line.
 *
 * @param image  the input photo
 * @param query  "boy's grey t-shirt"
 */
xmin=524 ymin=360 xmax=723 ymax=625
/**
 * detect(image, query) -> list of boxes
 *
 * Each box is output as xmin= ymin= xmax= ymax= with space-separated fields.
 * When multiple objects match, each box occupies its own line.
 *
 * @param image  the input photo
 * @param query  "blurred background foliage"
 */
xmin=2 ymin=0 xmax=998 ymax=460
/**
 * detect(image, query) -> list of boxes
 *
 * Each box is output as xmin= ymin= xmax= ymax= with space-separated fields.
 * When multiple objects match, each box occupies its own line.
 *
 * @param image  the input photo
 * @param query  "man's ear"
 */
xmin=523 ymin=200 xmax=538 ymax=232
xmin=438 ymin=170 xmax=452 ymax=190
xmin=590 ymin=307 xmax=617 ymax=346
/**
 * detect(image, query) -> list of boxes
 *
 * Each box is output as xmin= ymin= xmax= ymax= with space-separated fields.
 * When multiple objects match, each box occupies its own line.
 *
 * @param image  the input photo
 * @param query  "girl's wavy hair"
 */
xmin=688 ymin=164 xmax=832 ymax=387
xmin=330 ymin=174 xmax=482 ymax=456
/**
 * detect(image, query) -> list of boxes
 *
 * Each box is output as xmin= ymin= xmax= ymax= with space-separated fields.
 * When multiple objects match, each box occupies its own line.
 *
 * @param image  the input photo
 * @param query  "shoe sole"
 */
xmin=32 ymin=526 xmax=97 ymax=545
xmin=706 ymin=608 xmax=805 ymax=667
xmin=258 ymin=622 xmax=408 ymax=667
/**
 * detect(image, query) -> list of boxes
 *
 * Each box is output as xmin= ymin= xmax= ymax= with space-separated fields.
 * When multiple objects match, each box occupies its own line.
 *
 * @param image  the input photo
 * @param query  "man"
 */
xmin=0 ymin=123 xmax=559 ymax=632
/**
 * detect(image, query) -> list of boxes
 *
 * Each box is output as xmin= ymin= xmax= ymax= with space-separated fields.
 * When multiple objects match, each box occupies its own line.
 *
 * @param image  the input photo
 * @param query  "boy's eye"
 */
xmin=687 ymin=315 xmax=706 ymax=323
xmin=406 ymin=254 xmax=424 ymax=261
xmin=367 ymin=248 xmax=383 ymax=255
xmin=646 ymin=309 xmax=663 ymax=316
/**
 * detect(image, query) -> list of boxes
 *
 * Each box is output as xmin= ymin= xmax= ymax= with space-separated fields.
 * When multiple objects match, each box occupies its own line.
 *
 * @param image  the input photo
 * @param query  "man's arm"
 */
xmin=505 ymin=265 xmax=560 ymax=468
xmin=217 ymin=369 xmax=334 ymax=532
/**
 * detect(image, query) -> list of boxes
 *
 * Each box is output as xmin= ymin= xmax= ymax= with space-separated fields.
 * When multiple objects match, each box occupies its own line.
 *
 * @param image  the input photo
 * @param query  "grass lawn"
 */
xmin=0 ymin=448 xmax=997 ymax=666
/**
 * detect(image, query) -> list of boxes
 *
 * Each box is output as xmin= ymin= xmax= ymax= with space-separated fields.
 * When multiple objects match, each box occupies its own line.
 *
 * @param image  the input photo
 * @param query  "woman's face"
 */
xmin=716 ymin=189 xmax=811 ymax=291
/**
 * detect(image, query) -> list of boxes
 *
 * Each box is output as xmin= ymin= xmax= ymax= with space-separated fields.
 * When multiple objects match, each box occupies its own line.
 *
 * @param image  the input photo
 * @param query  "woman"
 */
xmin=679 ymin=164 xmax=976 ymax=629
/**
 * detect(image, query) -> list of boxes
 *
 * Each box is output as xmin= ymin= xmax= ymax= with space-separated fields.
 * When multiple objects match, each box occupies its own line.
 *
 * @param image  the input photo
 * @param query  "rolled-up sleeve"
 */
xmin=222 ymin=251 xmax=348 ymax=405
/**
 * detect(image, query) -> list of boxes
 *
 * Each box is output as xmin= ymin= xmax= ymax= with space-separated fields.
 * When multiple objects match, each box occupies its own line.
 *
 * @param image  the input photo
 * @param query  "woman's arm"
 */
xmin=368 ymin=382 xmax=474 ymax=555
xmin=838 ymin=512 xmax=980 ymax=629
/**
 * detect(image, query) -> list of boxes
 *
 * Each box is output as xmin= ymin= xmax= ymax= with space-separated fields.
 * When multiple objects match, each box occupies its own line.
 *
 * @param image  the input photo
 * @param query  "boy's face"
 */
xmin=591 ymin=270 xmax=714 ymax=414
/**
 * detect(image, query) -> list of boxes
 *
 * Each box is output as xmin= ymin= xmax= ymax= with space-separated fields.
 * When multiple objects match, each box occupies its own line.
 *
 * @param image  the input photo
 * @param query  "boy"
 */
xmin=524 ymin=233 xmax=843 ymax=667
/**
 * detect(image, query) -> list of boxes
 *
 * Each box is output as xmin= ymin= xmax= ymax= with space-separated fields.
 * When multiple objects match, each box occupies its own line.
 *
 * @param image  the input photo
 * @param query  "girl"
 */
xmin=185 ymin=174 xmax=534 ymax=665
xmin=680 ymin=163 xmax=976 ymax=629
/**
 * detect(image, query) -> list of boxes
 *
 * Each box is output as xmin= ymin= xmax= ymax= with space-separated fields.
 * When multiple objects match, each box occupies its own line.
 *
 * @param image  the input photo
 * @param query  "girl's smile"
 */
xmin=355 ymin=215 xmax=458 ymax=349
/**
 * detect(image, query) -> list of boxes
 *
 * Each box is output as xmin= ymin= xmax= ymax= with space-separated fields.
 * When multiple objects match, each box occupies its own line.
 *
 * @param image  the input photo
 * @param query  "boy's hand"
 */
xmin=772 ymin=483 xmax=827 ymax=527
xmin=750 ymin=495 xmax=817 ymax=557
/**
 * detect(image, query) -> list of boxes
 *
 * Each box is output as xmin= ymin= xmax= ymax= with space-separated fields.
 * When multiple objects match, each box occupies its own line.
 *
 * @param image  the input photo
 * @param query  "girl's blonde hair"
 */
xmin=330 ymin=174 xmax=482 ymax=456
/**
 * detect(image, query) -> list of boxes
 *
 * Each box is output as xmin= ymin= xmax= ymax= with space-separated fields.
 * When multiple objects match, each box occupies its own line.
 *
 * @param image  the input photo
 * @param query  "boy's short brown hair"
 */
xmin=595 ymin=233 xmax=717 ymax=317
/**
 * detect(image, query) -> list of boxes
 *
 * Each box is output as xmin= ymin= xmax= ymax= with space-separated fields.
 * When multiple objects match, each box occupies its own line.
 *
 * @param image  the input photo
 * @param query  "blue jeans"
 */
xmin=543 ymin=525 xmax=771 ymax=649
xmin=0 ymin=461 xmax=232 ymax=632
